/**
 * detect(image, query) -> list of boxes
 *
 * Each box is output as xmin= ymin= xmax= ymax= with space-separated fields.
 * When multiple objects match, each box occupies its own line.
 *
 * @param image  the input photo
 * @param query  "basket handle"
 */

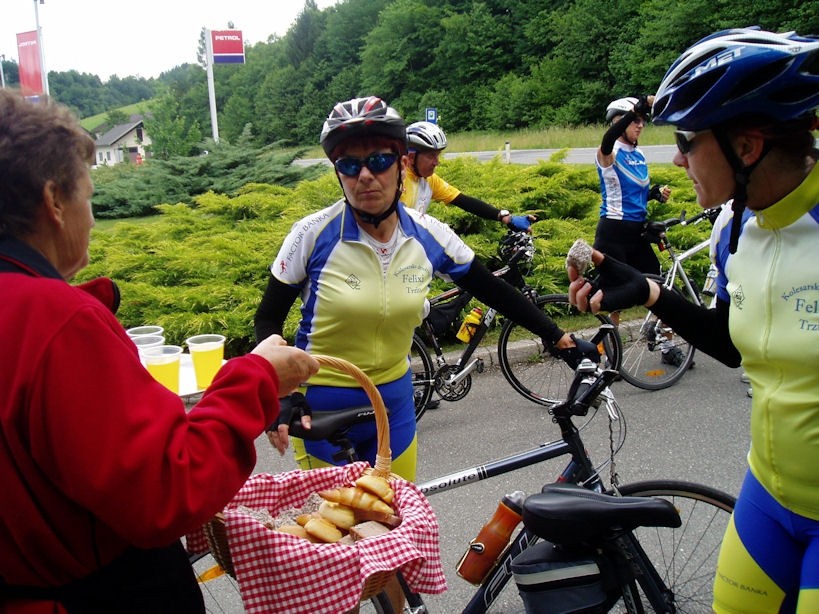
xmin=312 ymin=355 xmax=392 ymax=478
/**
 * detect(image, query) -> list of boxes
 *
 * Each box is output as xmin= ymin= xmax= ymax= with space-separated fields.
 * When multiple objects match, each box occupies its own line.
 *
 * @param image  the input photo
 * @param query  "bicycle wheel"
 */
xmin=617 ymin=275 xmax=696 ymax=391
xmin=410 ymin=333 xmax=435 ymax=421
xmin=498 ymin=294 xmax=622 ymax=407
xmin=611 ymin=480 xmax=735 ymax=614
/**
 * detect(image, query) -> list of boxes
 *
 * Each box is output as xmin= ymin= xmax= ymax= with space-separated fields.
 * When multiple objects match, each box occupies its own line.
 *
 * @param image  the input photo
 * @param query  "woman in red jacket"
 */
xmin=0 ymin=90 xmax=319 ymax=612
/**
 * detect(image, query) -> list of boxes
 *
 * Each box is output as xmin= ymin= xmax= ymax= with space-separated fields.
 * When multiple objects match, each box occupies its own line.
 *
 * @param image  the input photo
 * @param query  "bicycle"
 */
xmin=616 ymin=207 xmax=721 ymax=391
xmin=285 ymin=328 xmax=734 ymax=613
xmin=411 ymin=230 xmax=623 ymax=420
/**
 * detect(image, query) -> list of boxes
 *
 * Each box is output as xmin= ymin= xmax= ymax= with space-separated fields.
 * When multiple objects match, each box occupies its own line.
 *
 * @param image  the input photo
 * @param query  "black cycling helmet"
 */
xmin=653 ymin=27 xmax=819 ymax=131
xmin=319 ymin=96 xmax=407 ymax=159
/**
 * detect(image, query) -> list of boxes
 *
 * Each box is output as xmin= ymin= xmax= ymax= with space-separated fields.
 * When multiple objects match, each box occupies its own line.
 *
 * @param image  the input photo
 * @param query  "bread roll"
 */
xmin=277 ymin=524 xmax=309 ymax=539
xmin=304 ymin=517 xmax=343 ymax=543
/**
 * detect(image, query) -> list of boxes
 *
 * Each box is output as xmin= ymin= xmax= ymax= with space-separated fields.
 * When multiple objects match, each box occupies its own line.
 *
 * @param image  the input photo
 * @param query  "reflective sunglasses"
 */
xmin=674 ymin=129 xmax=709 ymax=155
xmin=334 ymin=152 xmax=399 ymax=177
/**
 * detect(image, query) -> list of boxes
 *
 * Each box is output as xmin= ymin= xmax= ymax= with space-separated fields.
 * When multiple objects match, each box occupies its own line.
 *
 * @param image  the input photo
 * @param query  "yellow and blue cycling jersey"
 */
xmin=402 ymin=166 xmax=461 ymax=214
xmin=272 ymin=198 xmax=473 ymax=388
xmin=713 ymin=163 xmax=819 ymax=522
xmin=709 ymin=163 xmax=819 ymax=613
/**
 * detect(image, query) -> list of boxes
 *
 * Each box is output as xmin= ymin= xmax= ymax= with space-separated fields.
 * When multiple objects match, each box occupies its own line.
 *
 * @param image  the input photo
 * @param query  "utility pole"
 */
xmin=0 ymin=55 xmax=6 ymax=88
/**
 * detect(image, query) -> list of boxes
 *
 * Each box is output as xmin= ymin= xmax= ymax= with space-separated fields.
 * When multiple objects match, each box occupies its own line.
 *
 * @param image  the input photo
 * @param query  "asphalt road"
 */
xmin=197 ymin=348 xmax=751 ymax=613
xmin=293 ymin=144 xmax=680 ymax=168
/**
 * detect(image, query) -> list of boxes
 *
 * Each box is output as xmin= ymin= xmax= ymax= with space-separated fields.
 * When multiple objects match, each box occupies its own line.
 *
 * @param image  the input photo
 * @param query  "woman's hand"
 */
xmin=567 ymin=247 xmax=659 ymax=312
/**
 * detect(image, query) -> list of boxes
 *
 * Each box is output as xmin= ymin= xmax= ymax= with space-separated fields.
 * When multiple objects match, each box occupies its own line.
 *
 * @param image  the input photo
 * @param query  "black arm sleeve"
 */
xmin=451 ymin=193 xmax=501 ymax=222
xmin=650 ymin=290 xmax=742 ymax=367
xmin=455 ymin=259 xmax=564 ymax=345
xmin=253 ymin=274 xmax=301 ymax=343
xmin=600 ymin=111 xmax=637 ymax=156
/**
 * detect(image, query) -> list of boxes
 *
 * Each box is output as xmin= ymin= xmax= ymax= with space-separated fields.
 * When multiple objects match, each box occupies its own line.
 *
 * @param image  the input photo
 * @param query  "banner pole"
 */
xmin=33 ymin=0 xmax=49 ymax=96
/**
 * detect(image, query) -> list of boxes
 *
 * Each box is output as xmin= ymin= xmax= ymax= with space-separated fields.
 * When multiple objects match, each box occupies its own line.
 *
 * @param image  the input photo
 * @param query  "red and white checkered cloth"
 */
xmin=188 ymin=462 xmax=447 ymax=613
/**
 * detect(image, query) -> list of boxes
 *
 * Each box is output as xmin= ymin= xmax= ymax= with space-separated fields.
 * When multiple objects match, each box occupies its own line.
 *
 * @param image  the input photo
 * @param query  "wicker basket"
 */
xmin=204 ymin=354 xmax=395 ymax=603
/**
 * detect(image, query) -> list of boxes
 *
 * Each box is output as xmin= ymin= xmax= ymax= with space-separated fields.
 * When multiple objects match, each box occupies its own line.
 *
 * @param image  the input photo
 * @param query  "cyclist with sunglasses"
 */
xmin=402 ymin=121 xmax=535 ymax=232
xmin=254 ymin=96 xmax=597 ymax=482
xmin=569 ymin=28 xmax=819 ymax=613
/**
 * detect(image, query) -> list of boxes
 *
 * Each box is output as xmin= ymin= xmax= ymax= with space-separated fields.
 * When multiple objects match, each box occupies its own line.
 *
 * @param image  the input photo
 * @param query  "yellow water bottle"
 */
xmin=456 ymin=307 xmax=483 ymax=343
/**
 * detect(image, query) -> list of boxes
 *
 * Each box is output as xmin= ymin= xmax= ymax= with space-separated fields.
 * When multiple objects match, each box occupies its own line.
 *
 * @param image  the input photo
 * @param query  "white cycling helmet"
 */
xmin=406 ymin=121 xmax=448 ymax=152
xmin=320 ymin=96 xmax=406 ymax=159
xmin=605 ymin=97 xmax=638 ymax=122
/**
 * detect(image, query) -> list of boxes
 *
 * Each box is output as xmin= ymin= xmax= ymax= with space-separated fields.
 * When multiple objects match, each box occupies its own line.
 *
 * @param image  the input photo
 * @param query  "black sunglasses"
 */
xmin=674 ymin=129 xmax=708 ymax=155
xmin=334 ymin=152 xmax=399 ymax=177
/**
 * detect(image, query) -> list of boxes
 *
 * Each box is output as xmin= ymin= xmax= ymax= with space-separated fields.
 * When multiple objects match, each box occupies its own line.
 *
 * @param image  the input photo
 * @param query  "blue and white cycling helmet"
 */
xmin=652 ymin=27 xmax=819 ymax=130
xmin=320 ymin=96 xmax=407 ymax=159
xmin=406 ymin=121 xmax=448 ymax=152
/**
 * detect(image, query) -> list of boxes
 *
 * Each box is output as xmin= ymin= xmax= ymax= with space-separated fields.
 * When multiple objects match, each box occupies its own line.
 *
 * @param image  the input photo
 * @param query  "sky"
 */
xmin=1 ymin=0 xmax=339 ymax=81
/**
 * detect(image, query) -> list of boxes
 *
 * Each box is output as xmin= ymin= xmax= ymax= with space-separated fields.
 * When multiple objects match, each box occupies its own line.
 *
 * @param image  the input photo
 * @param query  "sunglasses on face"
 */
xmin=334 ymin=152 xmax=399 ymax=177
xmin=674 ymin=129 xmax=709 ymax=155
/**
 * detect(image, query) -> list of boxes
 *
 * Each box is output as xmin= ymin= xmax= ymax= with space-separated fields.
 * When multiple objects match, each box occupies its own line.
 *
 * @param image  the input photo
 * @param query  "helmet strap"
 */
xmin=336 ymin=174 xmax=403 ymax=229
xmin=712 ymin=128 xmax=772 ymax=254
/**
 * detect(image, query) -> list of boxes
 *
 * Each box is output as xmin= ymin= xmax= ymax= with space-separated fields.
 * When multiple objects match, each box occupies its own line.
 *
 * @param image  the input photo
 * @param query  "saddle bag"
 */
xmin=511 ymin=540 xmax=607 ymax=614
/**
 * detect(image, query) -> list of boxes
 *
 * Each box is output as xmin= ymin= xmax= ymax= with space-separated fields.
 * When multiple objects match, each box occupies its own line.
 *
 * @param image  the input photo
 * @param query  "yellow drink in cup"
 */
xmin=142 ymin=345 xmax=183 ymax=393
xmin=186 ymin=334 xmax=226 ymax=390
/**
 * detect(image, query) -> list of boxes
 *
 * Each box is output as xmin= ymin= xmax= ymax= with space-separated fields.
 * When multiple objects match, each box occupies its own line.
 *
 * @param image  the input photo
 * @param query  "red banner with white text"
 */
xmin=16 ymin=30 xmax=44 ymax=98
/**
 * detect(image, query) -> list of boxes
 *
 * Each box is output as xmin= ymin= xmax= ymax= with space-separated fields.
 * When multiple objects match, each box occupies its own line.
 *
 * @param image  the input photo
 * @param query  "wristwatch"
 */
xmin=497 ymin=209 xmax=511 ymax=222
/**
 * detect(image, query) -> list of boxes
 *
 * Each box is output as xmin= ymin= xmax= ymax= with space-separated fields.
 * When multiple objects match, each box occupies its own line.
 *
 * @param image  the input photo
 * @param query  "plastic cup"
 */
xmin=186 ymin=334 xmax=226 ymax=390
xmin=142 ymin=345 xmax=183 ymax=393
xmin=127 ymin=325 xmax=165 ymax=339
xmin=131 ymin=334 xmax=166 ymax=355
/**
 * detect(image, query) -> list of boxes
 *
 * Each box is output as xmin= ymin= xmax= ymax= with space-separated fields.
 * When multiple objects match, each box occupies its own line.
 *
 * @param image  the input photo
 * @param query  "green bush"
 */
xmin=79 ymin=158 xmax=710 ymax=357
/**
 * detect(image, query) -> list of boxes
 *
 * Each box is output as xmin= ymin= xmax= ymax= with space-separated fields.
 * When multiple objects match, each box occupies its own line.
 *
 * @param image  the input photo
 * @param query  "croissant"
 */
xmin=319 ymin=501 xmax=356 ymax=530
xmin=318 ymin=487 xmax=394 ymax=515
xmin=355 ymin=475 xmax=395 ymax=504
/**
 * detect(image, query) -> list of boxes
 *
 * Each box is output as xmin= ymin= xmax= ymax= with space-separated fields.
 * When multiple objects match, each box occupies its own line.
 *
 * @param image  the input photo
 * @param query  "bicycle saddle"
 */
xmin=522 ymin=483 xmax=681 ymax=545
xmin=288 ymin=405 xmax=383 ymax=441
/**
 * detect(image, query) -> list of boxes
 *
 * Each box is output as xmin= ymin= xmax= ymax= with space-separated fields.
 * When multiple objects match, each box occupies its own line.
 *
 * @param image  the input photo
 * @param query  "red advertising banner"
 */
xmin=17 ymin=31 xmax=43 ymax=97
xmin=211 ymin=30 xmax=245 ymax=64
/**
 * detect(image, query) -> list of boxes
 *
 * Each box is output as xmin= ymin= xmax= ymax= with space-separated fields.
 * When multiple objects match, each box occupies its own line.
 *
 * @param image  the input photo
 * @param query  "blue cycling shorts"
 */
xmin=713 ymin=470 xmax=819 ymax=613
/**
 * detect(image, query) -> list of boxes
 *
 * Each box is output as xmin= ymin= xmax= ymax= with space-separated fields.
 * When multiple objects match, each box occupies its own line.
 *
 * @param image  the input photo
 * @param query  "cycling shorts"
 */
xmin=713 ymin=470 xmax=819 ymax=613
xmin=290 ymin=369 xmax=418 ymax=481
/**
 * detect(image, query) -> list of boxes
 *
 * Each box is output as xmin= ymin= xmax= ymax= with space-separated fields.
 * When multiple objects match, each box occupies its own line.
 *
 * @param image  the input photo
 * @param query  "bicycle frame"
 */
xmin=661 ymin=237 xmax=709 ymax=307
xmin=414 ymin=369 xmax=621 ymax=613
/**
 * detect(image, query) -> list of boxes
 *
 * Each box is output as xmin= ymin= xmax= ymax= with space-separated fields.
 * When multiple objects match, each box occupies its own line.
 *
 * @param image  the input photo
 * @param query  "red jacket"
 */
xmin=0 ymin=240 xmax=281 ymax=608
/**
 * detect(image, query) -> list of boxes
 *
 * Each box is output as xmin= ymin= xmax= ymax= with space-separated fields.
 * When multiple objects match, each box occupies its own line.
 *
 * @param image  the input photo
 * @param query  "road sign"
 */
xmin=425 ymin=107 xmax=438 ymax=124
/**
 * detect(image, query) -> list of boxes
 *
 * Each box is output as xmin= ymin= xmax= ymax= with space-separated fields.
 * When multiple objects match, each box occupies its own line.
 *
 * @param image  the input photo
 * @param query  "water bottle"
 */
xmin=456 ymin=307 xmax=483 ymax=343
xmin=702 ymin=264 xmax=718 ymax=297
xmin=456 ymin=490 xmax=526 ymax=585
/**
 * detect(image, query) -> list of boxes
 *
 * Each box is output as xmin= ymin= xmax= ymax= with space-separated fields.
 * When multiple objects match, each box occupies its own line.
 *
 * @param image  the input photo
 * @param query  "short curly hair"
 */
xmin=0 ymin=90 xmax=95 ymax=237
